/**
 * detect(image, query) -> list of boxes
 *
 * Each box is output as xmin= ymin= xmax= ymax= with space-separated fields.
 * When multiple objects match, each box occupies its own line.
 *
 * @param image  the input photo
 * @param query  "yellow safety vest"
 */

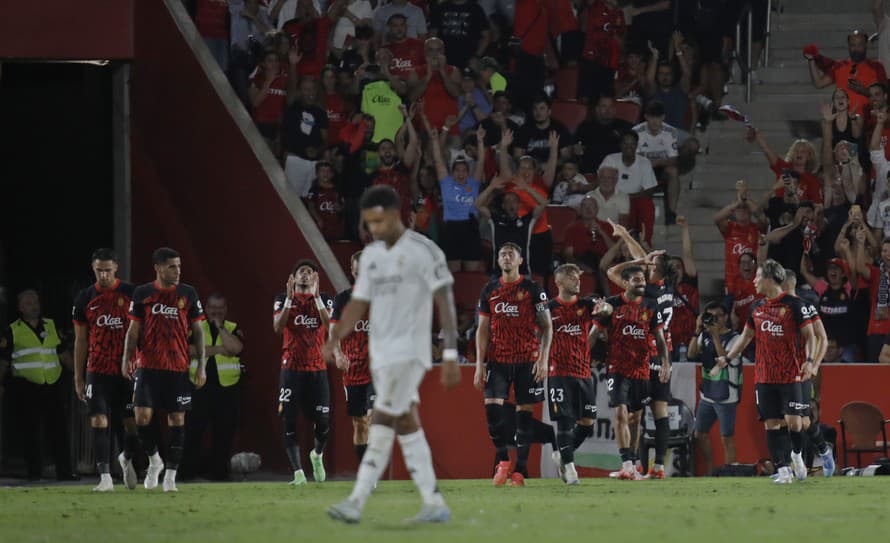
xmin=189 ymin=320 xmax=241 ymax=387
xmin=10 ymin=318 xmax=62 ymax=385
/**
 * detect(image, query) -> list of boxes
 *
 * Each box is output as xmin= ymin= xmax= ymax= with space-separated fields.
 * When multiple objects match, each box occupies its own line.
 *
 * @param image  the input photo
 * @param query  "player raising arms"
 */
xmin=474 ymin=242 xmax=553 ymax=487
xmin=72 ymin=248 xmax=138 ymax=492
xmin=547 ymin=264 xmax=609 ymax=485
xmin=607 ymin=220 xmax=675 ymax=478
xmin=718 ymin=260 xmax=818 ymax=484
xmin=122 ymin=247 xmax=206 ymax=492
xmin=331 ymin=251 xmax=375 ymax=464
xmin=324 ymin=186 xmax=461 ymax=524
xmin=593 ymin=263 xmax=669 ymax=480
xmin=273 ymin=259 xmax=333 ymax=486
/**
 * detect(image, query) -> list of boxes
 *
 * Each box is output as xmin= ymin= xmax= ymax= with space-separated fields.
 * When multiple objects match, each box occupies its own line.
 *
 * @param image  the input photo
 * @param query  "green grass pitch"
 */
xmin=2 ymin=478 xmax=888 ymax=542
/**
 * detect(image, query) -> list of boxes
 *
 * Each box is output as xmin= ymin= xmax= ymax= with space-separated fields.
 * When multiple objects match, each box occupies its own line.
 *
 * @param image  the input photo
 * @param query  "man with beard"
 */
xmin=574 ymin=95 xmax=633 ymax=174
xmin=763 ymin=203 xmax=819 ymax=275
xmin=806 ymin=30 xmax=887 ymax=115
xmin=371 ymin=107 xmax=420 ymax=226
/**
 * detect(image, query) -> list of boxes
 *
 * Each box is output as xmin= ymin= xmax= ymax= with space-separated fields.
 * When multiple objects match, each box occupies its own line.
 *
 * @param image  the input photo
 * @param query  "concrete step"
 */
xmin=770 ymin=46 xmax=849 ymax=63
xmin=776 ymin=13 xmax=874 ymax=28
xmin=781 ymin=0 xmax=873 ymax=13
xmin=769 ymin=29 xmax=859 ymax=50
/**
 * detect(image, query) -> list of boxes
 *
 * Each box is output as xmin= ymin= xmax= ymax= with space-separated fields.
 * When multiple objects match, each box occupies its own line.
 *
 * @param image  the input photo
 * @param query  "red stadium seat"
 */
xmin=328 ymin=240 xmax=364 ymax=275
xmin=555 ymin=66 xmax=579 ymax=100
xmin=551 ymin=100 xmax=588 ymax=134
xmin=614 ymin=100 xmax=641 ymax=125
xmin=452 ymin=271 xmax=491 ymax=312
xmin=547 ymin=205 xmax=578 ymax=251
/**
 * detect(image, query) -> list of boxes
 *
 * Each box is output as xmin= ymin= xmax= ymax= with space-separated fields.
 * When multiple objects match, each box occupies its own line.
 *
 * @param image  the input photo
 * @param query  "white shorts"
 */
xmin=370 ymin=360 xmax=427 ymax=416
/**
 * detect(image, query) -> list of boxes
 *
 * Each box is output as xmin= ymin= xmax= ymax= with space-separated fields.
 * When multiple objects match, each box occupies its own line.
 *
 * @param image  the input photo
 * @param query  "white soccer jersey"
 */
xmin=352 ymin=230 xmax=454 ymax=369
xmin=633 ymin=122 xmax=679 ymax=161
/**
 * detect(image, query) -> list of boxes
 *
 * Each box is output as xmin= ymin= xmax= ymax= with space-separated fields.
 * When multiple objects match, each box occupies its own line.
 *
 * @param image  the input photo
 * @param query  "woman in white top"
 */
xmin=331 ymin=0 xmax=374 ymax=53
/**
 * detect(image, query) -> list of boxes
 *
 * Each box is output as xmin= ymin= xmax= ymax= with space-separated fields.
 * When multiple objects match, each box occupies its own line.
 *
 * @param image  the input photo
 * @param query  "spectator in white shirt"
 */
xmin=373 ymin=0 xmax=428 ymax=42
xmin=599 ymin=131 xmax=658 ymax=244
xmin=633 ymin=100 xmax=680 ymax=224
xmin=586 ymin=166 xmax=631 ymax=226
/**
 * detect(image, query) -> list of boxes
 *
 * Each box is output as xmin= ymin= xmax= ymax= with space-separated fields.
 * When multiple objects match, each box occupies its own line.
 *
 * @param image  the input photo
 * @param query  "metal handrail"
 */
xmin=735 ymin=0 xmax=774 ymax=102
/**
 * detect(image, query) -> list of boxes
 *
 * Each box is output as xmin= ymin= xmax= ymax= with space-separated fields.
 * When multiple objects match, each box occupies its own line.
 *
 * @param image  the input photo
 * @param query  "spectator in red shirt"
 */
xmin=727 ymin=250 xmax=761 ymax=332
xmin=562 ymin=196 xmax=615 ymax=274
xmin=249 ymin=49 xmax=289 ymax=150
xmin=282 ymin=0 xmax=344 ymax=79
xmin=613 ymin=50 xmax=647 ymax=99
xmin=382 ymin=13 xmax=426 ymax=78
xmin=714 ymin=179 xmax=762 ymax=286
xmin=577 ymin=0 xmax=625 ymax=103
xmin=851 ymin=237 xmax=890 ymax=361
xmin=806 ymin=31 xmax=887 ymax=115
xmin=304 ymin=161 xmax=347 ymax=240
xmin=751 ymin=129 xmax=823 ymax=205
xmin=510 ymin=0 xmax=556 ymax=113
xmin=408 ymin=38 xmax=461 ymax=133
xmin=195 ymin=0 xmax=230 ymax=71
xmin=321 ymin=66 xmax=352 ymax=146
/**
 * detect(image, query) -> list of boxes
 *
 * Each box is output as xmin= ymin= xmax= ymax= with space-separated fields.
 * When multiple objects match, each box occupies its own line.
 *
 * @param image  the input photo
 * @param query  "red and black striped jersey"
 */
xmin=331 ymin=288 xmax=370 ymax=386
xmin=594 ymin=293 xmax=662 ymax=380
xmin=72 ymin=280 xmax=135 ymax=375
xmin=129 ymin=281 xmax=204 ymax=372
xmin=274 ymin=292 xmax=333 ymax=372
xmin=478 ymin=276 xmax=549 ymax=364
xmin=746 ymin=294 xmax=810 ymax=384
xmin=548 ymin=296 xmax=599 ymax=379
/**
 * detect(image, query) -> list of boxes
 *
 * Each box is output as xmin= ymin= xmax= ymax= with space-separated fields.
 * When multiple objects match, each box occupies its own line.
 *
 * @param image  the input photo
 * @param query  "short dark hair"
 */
xmin=91 ymin=248 xmax=118 ymax=262
xmin=645 ymin=100 xmax=666 ymax=117
xmin=206 ymin=292 xmax=226 ymax=304
xmin=704 ymin=301 xmax=726 ymax=314
xmin=292 ymin=259 xmax=319 ymax=275
xmin=387 ymin=13 xmax=407 ymax=24
xmin=152 ymin=247 xmax=180 ymax=265
xmin=869 ymin=82 xmax=888 ymax=95
xmin=621 ymin=130 xmax=639 ymax=145
xmin=498 ymin=242 xmax=522 ymax=256
xmin=883 ymin=237 xmax=890 ymax=246
xmin=621 ymin=265 xmax=645 ymax=281
xmin=531 ymin=94 xmax=552 ymax=108
xmin=493 ymin=91 xmax=509 ymax=101
xmin=360 ymin=185 xmax=401 ymax=210
xmin=376 ymin=138 xmax=396 ymax=150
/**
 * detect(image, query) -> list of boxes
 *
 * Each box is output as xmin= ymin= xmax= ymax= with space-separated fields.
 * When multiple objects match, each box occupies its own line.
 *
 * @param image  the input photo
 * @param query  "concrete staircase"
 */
xmin=659 ymin=0 xmax=877 ymax=297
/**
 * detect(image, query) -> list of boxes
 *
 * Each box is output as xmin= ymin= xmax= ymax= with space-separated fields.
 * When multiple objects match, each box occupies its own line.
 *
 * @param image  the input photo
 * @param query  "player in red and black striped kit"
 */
xmin=719 ymin=260 xmax=818 ymax=484
xmin=273 ymin=259 xmax=333 ymax=486
xmin=73 ymin=248 xmax=138 ymax=492
xmin=474 ymin=242 xmax=553 ymax=487
xmin=547 ymin=264 xmax=609 ymax=485
xmin=331 ymin=251 xmax=375 ymax=464
xmin=593 ymin=264 xmax=669 ymax=480
xmin=122 ymin=247 xmax=206 ymax=493
xmin=607 ymin=220 xmax=676 ymax=478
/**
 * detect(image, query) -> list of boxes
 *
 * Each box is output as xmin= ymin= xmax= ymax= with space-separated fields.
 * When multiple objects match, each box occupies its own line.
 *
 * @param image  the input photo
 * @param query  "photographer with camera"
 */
xmin=688 ymin=301 xmax=745 ymax=475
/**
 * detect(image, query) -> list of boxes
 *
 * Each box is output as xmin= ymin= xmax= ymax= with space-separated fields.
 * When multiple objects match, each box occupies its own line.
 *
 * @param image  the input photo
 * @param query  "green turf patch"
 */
xmin=1 ymin=478 xmax=887 ymax=542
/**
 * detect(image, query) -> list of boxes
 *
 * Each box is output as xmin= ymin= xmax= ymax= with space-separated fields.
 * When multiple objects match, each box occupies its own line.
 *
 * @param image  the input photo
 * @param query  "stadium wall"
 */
xmin=0 ymin=1 xmax=134 ymax=59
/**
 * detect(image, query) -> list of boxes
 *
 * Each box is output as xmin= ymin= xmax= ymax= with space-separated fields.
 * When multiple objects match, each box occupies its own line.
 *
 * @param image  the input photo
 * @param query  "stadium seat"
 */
xmin=614 ymin=100 xmax=641 ymax=125
xmin=452 ymin=271 xmax=491 ymax=312
xmin=838 ymin=402 xmax=890 ymax=468
xmin=555 ymin=66 xmax=578 ymax=100
xmin=547 ymin=205 xmax=578 ymax=251
xmin=328 ymin=240 xmax=364 ymax=274
xmin=551 ymin=100 xmax=587 ymax=134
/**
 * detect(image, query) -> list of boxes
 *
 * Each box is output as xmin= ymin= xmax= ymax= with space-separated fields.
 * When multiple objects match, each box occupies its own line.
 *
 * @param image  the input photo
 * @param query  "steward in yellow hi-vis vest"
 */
xmin=0 ymin=290 xmax=75 ymax=480
xmin=182 ymin=294 xmax=244 ymax=480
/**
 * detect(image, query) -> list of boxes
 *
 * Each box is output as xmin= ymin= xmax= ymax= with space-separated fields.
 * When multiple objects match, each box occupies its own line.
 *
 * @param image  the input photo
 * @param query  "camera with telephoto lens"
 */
xmin=701 ymin=312 xmax=716 ymax=327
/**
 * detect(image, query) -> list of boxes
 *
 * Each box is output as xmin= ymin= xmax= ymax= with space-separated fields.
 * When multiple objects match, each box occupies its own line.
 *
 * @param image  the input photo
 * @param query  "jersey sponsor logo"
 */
xmin=319 ymin=200 xmax=339 ymax=212
xmin=96 ymin=314 xmax=125 ymax=328
xmin=731 ymin=242 xmax=749 ymax=255
xmin=354 ymin=319 xmax=370 ymax=333
xmin=391 ymin=57 xmax=415 ymax=70
xmin=293 ymin=314 xmax=320 ymax=327
xmin=760 ymin=320 xmax=784 ymax=336
xmin=493 ymin=301 xmax=520 ymax=316
xmin=556 ymin=323 xmax=582 ymax=336
xmin=151 ymin=303 xmax=181 ymax=318
xmin=622 ymin=325 xmax=647 ymax=339
xmin=819 ymin=305 xmax=848 ymax=315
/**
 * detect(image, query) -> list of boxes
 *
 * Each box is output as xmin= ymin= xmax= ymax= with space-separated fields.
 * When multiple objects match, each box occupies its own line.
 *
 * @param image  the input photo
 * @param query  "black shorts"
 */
xmin=608 ymin=373 xmax=651 ymax=412
xmin=279 ymin=369 xmax=331 ymax=419
xmin=800 ymin=380 xmax=814 ymax=418
xmin=648 ymin=360 xmax=672 ymax=403
xmin=86 ymin=372 xmax=134 ymax=418
xmin=547 ymin=375 xmax=597 ymax=422
xmin=755 ymin=382 xmax=805 ymax=420
xmin=484 ymin=362 xmax=544 ymax=405
xmin=133 ymin=368 xmax=192 ymax=412
xmin=345 ymin=383 xmax=376 ymax=417
xmin=442 ymin=219 xmax=481 ymax=262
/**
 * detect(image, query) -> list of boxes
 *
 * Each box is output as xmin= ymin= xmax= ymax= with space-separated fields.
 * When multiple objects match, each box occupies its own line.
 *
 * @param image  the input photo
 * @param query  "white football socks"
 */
xmin=349 ymin=425 xmax=395 ymax=508
xmin=398 ymin=430 xmax=444 ymax=507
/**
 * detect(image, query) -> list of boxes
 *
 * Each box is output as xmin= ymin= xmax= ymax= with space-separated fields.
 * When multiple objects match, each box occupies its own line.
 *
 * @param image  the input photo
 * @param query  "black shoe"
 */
xmin=665 ymin=211 xmax=677 ymax=225
xmin=56 ymin=473 xmax=81 ymax=481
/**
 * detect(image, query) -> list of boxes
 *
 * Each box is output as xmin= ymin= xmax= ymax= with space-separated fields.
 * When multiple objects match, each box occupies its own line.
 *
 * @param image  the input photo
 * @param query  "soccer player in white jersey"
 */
xmin=322 ymin=185 xmax=461 ymax=524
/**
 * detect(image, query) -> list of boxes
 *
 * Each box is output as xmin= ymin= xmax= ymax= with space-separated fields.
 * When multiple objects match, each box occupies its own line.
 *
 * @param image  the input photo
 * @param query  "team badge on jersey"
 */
xmin=577 ymin=308 xmax=584 ymax=316
xmin=779 ymin=307 xmax=786 ymax=317
xmin=178 ymin=297 xmax=186 ymax=309
xmin=517 ymin=291 xmax=526 ymax=300
xmin=117 ymin=297 xmax=125 ymax=307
